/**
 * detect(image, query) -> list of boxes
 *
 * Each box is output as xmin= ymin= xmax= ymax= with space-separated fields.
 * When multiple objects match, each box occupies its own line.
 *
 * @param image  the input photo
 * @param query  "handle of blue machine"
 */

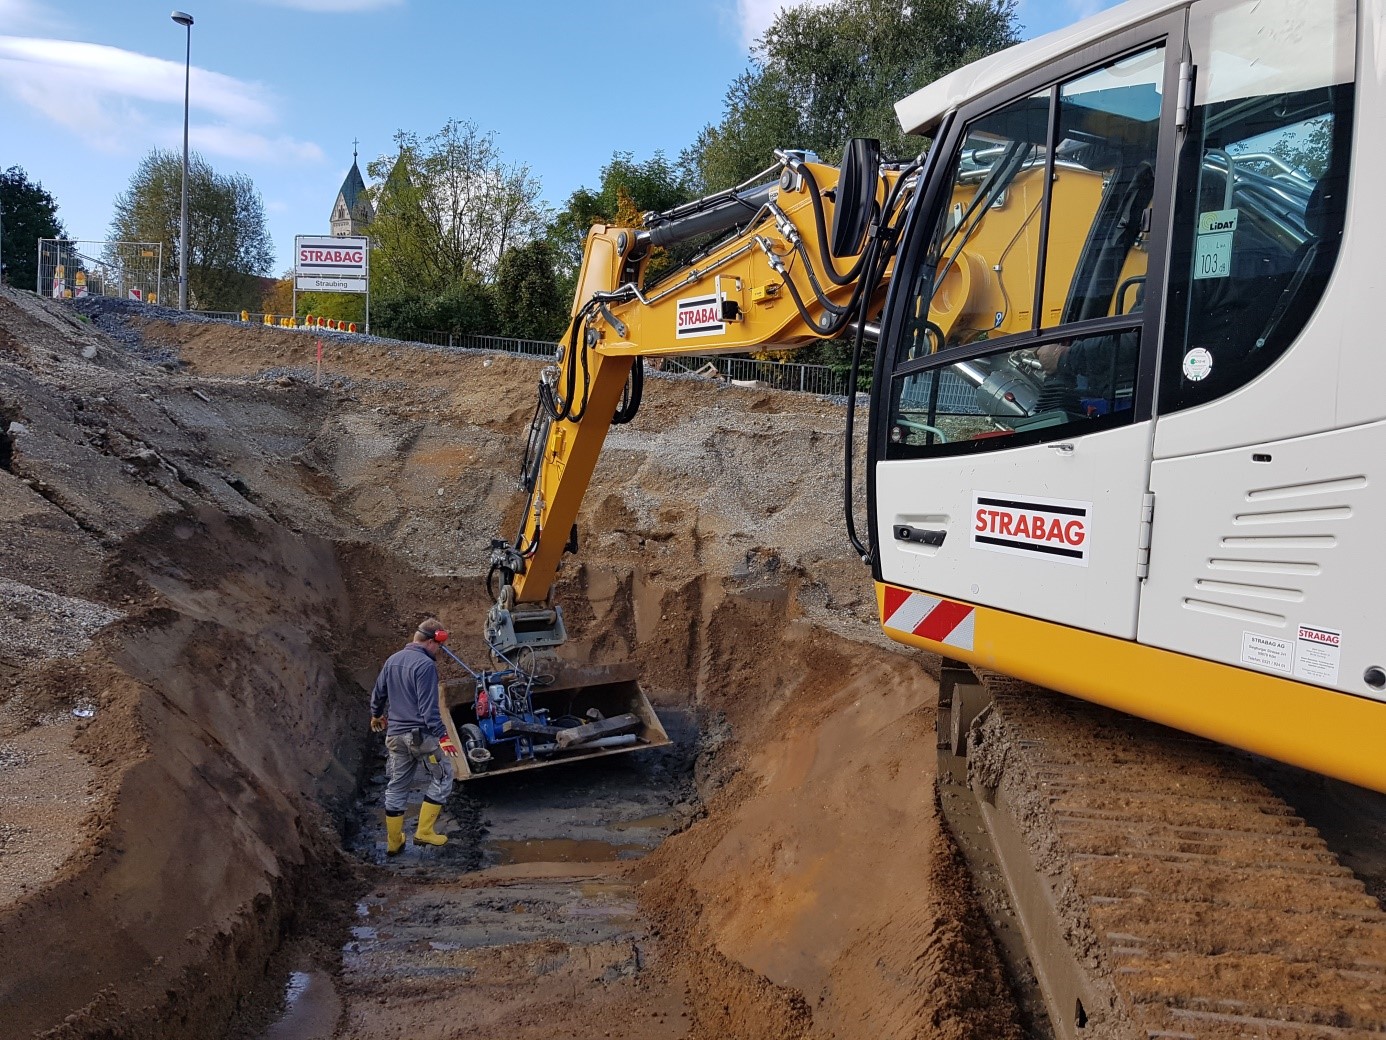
xmin=438 ymin=643 xmax=481 ymax=680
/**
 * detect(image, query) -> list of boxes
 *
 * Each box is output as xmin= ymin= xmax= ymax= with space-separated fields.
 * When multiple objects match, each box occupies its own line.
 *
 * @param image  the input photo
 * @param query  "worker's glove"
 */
xmin=370 ymin=716 xmax=387 ymax=733
xmin=438 ymin=734 xmax=460 ymax=757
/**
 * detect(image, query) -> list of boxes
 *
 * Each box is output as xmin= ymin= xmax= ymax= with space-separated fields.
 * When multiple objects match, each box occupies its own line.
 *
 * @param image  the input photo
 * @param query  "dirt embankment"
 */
xmin=1 ymin=294 xmax=1018 ymax=1039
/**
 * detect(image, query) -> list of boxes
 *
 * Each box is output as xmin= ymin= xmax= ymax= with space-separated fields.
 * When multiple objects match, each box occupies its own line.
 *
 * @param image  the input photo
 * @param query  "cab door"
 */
xmin=872 ymin=20 xmax=1181 ymax=638
xmin=1136 ymin=0 xmax=1367 ymax=693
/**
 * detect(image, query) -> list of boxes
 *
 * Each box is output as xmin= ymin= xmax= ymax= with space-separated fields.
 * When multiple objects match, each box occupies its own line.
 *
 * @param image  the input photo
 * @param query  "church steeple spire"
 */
xmin=330 ymin=142 xmax=374 ymax=237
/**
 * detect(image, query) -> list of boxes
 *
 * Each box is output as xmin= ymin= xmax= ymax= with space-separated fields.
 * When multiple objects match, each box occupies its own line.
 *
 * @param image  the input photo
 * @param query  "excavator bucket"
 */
xmin=438 ymin=662 xmax=670 ymax=780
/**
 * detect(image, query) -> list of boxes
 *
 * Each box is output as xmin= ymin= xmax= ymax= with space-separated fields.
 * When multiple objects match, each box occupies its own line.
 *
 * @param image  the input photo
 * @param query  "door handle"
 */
xmin=895 ymin=524 xmax=947 ymax=546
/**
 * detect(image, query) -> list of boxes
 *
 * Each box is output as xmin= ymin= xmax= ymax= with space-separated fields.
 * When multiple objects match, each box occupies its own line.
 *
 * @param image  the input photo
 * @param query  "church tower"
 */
xmin=330 ymin=142 xmax=374 ymax=237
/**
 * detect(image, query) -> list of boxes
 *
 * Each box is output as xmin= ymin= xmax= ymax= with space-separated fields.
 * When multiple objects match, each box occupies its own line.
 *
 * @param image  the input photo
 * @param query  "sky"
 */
xmin=0 ymin=0 xmax=1121 ymax=278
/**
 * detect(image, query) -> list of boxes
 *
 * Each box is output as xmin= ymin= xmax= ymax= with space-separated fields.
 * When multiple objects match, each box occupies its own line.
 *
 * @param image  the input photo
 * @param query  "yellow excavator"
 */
xmin=465 ymin=0 xmax=1384 ymax=799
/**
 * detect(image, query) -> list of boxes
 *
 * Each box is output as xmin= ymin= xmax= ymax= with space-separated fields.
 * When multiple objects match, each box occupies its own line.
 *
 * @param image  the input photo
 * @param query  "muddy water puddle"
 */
xmin=484 ymin=837 xmax=647 ymax=865
xmin=259 ymin=970 xmax=340 ymax=1040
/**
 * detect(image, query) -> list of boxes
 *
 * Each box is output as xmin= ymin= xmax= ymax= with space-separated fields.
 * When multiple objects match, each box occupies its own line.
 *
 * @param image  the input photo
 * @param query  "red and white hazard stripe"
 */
xmin=882 ymin=586 xmax=975 ymax=651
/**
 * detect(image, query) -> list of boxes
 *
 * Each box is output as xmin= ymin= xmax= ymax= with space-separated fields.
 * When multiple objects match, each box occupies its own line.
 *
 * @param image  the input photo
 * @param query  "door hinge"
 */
xmin=1136 ymin=491 xmax=1155 ymax=579
xmin=1175 ymin=61 xmax=1194 ymax=131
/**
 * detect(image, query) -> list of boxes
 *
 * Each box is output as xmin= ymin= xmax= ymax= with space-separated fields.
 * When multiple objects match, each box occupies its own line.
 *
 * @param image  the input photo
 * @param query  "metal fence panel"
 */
xmin=38 ymin=239 xmax=162 ymax=304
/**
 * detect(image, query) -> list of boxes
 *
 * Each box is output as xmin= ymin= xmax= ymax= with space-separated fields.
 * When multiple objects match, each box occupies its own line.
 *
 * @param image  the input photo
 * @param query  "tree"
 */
xmin=493 ymin=240 xmax=566 ymax=341
xmin=687 ymin=0 xmax=1022 ymax=191
xmin=544 ymin=151 xmax=697 ymax=311
xmin=108 ymin=149 xmax=274 ymax=310
xmin=296 ymin=289 xmax=365 ymax=325
xmin=365 ymin=119 xmax=547 ymax=298
xmin=371 ymin=279 xmax=495 ymax=341
xmin=547 ymin=151 xmax=694 ymax=276
xmin=1 ymin=166 xmax=65 ymax=291
xmin=262 ymin=272 xmax=293 ymax=316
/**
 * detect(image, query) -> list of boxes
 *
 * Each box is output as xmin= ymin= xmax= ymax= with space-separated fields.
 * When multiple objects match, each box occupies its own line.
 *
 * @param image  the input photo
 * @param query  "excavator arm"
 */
xmin=485 ymin=144 xmax=917 ymax=655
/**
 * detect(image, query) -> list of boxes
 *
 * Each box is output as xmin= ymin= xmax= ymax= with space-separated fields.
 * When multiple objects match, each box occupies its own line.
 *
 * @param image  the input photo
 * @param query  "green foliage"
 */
xmin=365 ymin=119 xmax=547 ymax=299
xmin=107 ymin=149 xmax=273 ymax=310
xmin=0 ymin=166 xmax=65 ymax=291
xmin=688 ymin=0 xmax=1022 ymax=191
xmin=297 ymin=290 xmax=365 ymax=325
xmin=493 ymin=240 xmax=566 ymax=341
xmin=547 ymin=151 xmax=695 ymax=281
xmin=1266 ymin=117 xmax=1333 ymax=180
xmin=371 ymin=279 xmax=496 ymax=341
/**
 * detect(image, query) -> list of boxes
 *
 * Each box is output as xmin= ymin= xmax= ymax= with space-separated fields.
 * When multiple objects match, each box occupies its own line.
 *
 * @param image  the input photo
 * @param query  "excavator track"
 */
xmin=936 ymin=661 xmax=1386 ymax=1040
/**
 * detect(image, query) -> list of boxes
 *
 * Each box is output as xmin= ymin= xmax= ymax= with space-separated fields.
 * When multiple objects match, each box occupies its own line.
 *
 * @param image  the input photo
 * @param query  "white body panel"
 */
xmin=1139 ymin=421 xmax=1384 ymax=701
xmin=876 ymin=423 xmax=1151 ymax=638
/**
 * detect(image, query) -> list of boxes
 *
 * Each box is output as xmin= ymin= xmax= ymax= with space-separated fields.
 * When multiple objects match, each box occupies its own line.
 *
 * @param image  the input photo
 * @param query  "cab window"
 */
xmin=887 ymin=44 xmax=1165 ymax=459
xmin=1160 ymin=0 xmax=1355 ymax=412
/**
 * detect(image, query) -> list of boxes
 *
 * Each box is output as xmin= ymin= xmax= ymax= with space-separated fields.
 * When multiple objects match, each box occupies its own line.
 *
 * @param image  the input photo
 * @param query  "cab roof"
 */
xmin=894 ymin=0 xmax=1186 ymax=136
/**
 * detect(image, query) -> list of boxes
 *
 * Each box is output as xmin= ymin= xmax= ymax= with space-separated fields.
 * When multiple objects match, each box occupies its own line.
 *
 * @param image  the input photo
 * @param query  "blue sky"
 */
xmin=0 ymin=0 xmax=1119 ymax=277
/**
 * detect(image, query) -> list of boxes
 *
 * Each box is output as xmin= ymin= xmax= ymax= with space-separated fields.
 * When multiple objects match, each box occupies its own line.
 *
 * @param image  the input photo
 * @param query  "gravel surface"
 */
xmin=0 ymin=578 xmax=122 ymax=661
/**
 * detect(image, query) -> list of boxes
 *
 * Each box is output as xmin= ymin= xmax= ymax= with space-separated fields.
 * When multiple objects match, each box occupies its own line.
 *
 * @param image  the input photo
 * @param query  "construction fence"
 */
xmin=191 ymin=311 xmax=860 ymax=397
xmin=38 ymin=239 xmax=163 ymax=304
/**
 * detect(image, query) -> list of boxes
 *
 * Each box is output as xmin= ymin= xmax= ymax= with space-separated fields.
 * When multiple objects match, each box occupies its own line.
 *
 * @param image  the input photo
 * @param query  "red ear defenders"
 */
xmin=418 ymin=628 xmax=449 ymax=644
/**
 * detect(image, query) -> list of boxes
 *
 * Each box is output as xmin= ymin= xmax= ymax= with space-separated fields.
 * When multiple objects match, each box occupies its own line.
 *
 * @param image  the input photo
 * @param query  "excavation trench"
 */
xmin=0 ymin=292 xmax=1022 ymax=1040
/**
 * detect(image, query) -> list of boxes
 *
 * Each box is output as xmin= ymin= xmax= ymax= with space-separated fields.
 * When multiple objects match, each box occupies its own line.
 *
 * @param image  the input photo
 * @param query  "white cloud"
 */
xmin=190 ymin=125 xmax=326 ymax=164
xmin=0 ymin=34 xmax=324 ymax=166
xmin=735 ymin=0 xmax=834 ymax=48
xmin=0 ymin=37 xmax=272 ymax=121
xmin=254 ymin=0 xmax=403 ymax=10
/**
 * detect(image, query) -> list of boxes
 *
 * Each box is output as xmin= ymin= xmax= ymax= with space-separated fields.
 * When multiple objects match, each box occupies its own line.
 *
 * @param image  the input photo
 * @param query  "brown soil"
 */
xmin=0 ymin=293 xmax=1018 ymax=1040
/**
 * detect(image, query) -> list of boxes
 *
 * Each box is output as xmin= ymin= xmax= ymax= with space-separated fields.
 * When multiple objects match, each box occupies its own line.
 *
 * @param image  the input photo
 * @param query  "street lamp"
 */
xmin=171 ymin=10 xmax=193 ymax=310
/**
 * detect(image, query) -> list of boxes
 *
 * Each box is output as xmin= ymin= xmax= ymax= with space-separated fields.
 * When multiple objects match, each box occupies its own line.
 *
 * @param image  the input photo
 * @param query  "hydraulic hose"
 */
xmin=611 ymin=357 xmax=643 ymax=425
xmin=793 ymin=160 xmax=872 ymax=287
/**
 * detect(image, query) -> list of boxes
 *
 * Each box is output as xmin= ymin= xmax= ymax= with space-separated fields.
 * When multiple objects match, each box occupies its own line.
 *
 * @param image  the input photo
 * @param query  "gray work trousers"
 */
xmin=384 ymin=731 xmax=454 ymax=813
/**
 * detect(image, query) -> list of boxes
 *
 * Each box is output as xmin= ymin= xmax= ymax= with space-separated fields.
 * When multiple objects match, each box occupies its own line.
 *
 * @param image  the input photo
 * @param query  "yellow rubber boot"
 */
xmin=385 ymin=812 xmax=406 ymax=856
xmin=414 ymin=801 xmax=448 ymax=847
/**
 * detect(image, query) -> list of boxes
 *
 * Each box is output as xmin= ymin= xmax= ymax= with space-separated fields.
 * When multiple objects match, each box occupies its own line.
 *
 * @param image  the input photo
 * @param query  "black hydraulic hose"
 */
xmin=785 ymin=158 xmax=921 ymax=326
xmin=832 ymin=168 xmax=919 ymax=561
xmin=778 ymin=257 xmax=846 ymax=337
xmin=842 ymin=274 xmax=873 ymax=561
xmin=541 ymin=299 xmax=601 ymax=424
xmin=796 ymin=162 xmax=871 ymax=286
xmin=520 ymin=396 xmax=547 ymax=489
xmin=792 ymin=239 xmax=854 ymax=315
xmin=612 ymin=357 xmax=643 ymax=425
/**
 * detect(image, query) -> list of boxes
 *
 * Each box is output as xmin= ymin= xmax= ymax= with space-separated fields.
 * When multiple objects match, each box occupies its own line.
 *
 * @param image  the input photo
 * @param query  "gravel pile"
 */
xmin=0 ymin=577 xmax=122 ymax=661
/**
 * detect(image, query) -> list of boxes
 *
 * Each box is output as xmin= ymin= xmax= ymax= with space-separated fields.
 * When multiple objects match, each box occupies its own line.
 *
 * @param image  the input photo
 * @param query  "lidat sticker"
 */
xmin=1194 ymin=208 xmax=1238 ymax=281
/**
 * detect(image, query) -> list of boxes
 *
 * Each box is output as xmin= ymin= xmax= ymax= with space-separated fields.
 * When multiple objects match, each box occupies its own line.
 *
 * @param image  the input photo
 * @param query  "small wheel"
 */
xmin=460 ymin=723 xmax=492 ymax=771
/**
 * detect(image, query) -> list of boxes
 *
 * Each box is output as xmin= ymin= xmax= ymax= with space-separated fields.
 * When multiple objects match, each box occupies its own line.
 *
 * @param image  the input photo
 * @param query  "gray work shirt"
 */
xmin=369 ymin=642 xmax=445 ymax=738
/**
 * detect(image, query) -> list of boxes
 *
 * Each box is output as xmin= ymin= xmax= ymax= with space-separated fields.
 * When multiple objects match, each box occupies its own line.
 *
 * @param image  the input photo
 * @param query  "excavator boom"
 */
xmin=485 ymin=147 xmax=912 ymax=651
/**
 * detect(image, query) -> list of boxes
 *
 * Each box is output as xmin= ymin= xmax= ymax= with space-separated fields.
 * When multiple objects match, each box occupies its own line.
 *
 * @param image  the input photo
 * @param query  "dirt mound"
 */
xmin=1 ymin=291 xmax=1016 ymax=1039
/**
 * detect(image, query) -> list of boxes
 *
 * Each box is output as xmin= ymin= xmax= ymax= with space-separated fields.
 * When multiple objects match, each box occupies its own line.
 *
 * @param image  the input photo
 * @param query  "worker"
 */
xmin=369 ymin=618 xmax=460 ymax=854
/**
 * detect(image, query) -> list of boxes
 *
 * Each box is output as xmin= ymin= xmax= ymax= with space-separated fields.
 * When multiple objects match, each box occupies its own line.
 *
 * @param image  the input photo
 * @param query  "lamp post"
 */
xmin=171 ymin=10 xmax=194 ymax=310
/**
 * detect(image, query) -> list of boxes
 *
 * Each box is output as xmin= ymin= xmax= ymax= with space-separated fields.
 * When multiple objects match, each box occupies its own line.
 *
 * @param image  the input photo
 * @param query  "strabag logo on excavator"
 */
xmin=675 ymin=294 xmax=726 ymax=339
xmin=970 ymin=491 xmax=1091 ymax=567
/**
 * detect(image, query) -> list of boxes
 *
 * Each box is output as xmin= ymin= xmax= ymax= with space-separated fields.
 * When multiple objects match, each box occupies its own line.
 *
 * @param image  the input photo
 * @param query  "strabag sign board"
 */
xmin=295 ymin=235 xmax=367 ymax=293
xmin=675 ymin=293 xmax=726 ymax=339
xmin=971 ymin=491 xmax=1091 ymax=567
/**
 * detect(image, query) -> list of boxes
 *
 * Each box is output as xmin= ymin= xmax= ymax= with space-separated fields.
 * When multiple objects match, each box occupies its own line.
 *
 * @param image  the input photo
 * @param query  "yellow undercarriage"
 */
xmin=875 ymin=582 xmax=1386 ymax=793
